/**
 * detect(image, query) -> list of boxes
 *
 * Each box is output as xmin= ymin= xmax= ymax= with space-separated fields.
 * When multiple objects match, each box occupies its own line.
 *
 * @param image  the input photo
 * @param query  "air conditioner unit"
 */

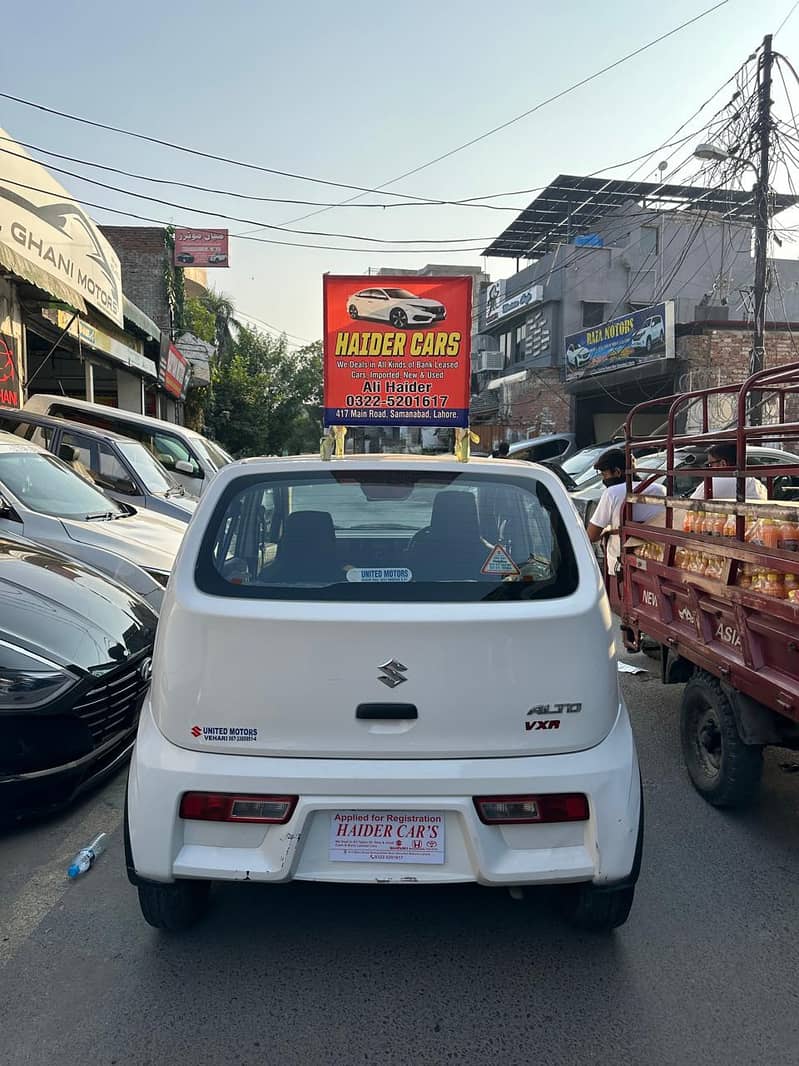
xmin=478 ymin=351 xmax=504 ymax=372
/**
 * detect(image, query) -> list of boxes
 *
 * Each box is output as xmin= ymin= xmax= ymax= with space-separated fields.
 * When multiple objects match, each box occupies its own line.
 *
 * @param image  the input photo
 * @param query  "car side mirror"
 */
xmin=97 ymin=476 xmax=137 ymax=496
xmin=175 ymin=459 xmax=203 ymax=478
xmin=0 ymin=494 xmax=20 ymax=521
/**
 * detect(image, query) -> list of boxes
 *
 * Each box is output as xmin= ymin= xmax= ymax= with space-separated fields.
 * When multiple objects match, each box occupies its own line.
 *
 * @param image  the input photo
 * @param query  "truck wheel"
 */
xmin=137 ymin=880 xmax=211 ymax=931
xmin=640 ymin=636 xmax=661 ymax=660
xmin=559 ymin=883 xmax=635 ymax=932
xmin=681 ymin=672 xmax=763 ymax=808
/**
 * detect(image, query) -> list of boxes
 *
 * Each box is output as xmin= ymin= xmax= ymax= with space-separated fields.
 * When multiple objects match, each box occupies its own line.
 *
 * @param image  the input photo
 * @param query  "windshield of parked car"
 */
xmin=193 ymin=436 xmax=233 ymax=470
xmin=383 ymin=289 xmax=418 ymax=299
xmin=198 ymin=470 xmax=579 ymax=602
xmin=562 ymin=446 xmax=611 ymax=484
xmin=0 ymin=452 xmax=126 ymax=519
xmin=116 ymin=440 xmax=177 ymax=494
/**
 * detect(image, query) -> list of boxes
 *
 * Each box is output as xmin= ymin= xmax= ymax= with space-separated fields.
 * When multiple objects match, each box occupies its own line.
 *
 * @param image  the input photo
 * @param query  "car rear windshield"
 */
xmin=195 ymin=470 xmax=579 ymax=602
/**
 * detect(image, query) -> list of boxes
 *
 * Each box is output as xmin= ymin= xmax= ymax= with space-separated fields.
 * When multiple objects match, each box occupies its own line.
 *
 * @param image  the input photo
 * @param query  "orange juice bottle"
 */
xmin=683 ymin=510 xmax=694 ymax=533
xmin=778 ymin=514 xmax=799 ymax=552
xmin=783 ymin=572 xmax=798 ymax=598
xmin=762 ymin=518 xmax=780 ymax=550
xmin=712 ymin=513 xmax=726 ymax=537
xmin=788 ymin=587 xmax=799 ymax=604
xmin=764 ymin=571 xmax=785 ymax=598
xmin=723 ymin=513 xmax=737 ymax=539
xmin=736 ymin=564 xmax=752 ymax=589
xmin=675 ymin=547 xmax=688 ymax=569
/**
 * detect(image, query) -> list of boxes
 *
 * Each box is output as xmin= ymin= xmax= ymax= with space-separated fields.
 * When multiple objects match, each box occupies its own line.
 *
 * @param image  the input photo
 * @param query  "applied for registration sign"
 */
xmin=322 ymin=274 xmax=471 ymax=428
xmin=329 ymin=810 xmax=445 ymax=864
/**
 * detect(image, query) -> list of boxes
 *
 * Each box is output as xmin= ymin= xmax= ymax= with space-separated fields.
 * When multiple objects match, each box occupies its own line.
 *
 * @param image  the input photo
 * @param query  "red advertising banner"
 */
xmin=161 ymin=343 xmax=191 ymax=399
xmin=323 ymin=275 xmax=471 ymax=427
xmin=0 ymin=334 xmax=19 ymax=408
xmin=174 ymin=228 xmax=229 ymax=268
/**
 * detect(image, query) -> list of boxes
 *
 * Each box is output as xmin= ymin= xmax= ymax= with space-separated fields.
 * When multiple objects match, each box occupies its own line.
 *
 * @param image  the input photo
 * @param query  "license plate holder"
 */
xmin=329 ymin=810 xmax=445 ymax=864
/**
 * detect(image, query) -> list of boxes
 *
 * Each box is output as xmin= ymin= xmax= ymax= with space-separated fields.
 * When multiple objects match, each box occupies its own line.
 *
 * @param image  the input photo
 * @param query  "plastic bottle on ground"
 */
xmin=67 ymin=833 xmax=108 ymax=879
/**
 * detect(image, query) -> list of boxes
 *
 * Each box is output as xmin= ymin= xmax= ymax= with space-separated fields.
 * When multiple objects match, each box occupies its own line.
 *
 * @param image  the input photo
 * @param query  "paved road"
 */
xmin=2 ymin=659 xmax=798 ymax=1066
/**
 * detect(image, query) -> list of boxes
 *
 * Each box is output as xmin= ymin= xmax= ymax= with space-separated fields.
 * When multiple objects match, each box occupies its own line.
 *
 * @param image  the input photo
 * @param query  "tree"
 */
xmin=205 ymin=326 xmax=322 ymax=456
xmin=181 ymin=290 xmax=321 ymax=454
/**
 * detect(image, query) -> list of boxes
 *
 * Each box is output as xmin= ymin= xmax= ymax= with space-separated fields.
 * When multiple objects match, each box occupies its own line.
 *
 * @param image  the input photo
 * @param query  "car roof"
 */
xmin=228 ymin=452 xmax=562 ymax=474
xmin=0 ymin=408 xmax=141 ymax=444
xmin=509 ymin=433 xmax=574 ymax=451
xmin=0 ymin=430 xmax=46 ymax=454
xmin=27 ymin=394 xmax=204 ymax=440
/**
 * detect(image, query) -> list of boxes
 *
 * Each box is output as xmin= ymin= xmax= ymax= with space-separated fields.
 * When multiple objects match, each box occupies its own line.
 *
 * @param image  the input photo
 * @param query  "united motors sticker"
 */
xmin=191 ymin=725 xmax=258 ymax=742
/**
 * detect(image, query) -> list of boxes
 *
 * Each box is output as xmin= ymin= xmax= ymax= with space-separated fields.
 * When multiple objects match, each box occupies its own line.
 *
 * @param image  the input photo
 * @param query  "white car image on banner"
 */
xmin=347 ymin=287 xmax=446 ymax=329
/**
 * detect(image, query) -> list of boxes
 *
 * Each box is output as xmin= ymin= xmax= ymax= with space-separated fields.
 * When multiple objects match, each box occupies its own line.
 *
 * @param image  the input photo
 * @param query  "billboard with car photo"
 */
xmin=322 ymin=274 xmax=471 ymax=427
xmin=173 ymin=228 xmax=229 ymax=268
xmin=564 ymin=301 xmax=674 ymax=381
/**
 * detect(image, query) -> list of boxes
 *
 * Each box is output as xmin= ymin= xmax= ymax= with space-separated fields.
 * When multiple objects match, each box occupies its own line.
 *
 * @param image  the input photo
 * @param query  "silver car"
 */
xmin=0 ymin=409 xmax=196 ymax=523
xmin=0 ymin=433 xmax=185 ymax=611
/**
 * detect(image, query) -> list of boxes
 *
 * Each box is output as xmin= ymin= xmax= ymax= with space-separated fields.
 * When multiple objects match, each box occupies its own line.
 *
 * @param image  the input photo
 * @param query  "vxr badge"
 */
xmin=378 ymin=659 xmax=407 ymax=688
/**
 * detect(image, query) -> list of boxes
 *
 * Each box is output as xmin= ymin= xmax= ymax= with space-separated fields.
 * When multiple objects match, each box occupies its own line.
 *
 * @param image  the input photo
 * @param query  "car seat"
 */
xmin=258 ymin=510 xmax=343 ymax=585
xmin=407 ymin=490 xmax=493 ymax=581
xmin=58 ymin=444 xmax=95 ymax=484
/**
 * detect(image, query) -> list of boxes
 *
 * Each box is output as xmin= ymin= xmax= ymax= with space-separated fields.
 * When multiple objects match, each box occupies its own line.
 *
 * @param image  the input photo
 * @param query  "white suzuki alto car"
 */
xmin=126 ymin=455 xmax=642 ymax=932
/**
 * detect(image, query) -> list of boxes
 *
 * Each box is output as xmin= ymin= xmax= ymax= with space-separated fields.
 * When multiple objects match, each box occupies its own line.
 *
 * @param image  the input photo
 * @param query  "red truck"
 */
xmin=618 ymin=360 xmax=799 ymax=808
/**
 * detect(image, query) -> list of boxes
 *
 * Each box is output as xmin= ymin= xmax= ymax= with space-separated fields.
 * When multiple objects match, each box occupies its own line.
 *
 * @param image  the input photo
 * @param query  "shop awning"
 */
xmin=0 ymin=241 xmax=87 ymax=316
xmin=123 ymin=296 xmax=160 ymax=342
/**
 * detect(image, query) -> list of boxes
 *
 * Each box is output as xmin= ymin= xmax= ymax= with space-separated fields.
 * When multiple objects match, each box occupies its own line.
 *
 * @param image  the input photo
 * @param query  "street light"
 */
xmin=693 ymin=142 xmax=731 ymax=163
xmin=693 ymin=143 xmax=758 ymax=174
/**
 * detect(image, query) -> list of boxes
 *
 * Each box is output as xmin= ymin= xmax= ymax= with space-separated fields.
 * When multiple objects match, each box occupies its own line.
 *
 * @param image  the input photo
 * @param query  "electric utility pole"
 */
xmin=750 ymin=33 xmax=774 ymax=425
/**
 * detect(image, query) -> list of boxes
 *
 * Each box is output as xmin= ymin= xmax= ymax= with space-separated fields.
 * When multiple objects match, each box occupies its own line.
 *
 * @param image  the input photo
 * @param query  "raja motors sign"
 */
xmin=174 ymin=228 xmax=229 ymax=268
xmin=0 ymin=128 xmax=123 ymax=327
xmin=322 ymin=275 xmax=471 ymax=427
xmin=564 ymin=301 xmax=675 ymax=381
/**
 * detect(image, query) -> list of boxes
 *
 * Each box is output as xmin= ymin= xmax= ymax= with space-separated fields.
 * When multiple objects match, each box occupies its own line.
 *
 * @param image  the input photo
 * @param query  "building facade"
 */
xmin=474 ymin=174 xmax=799 ymax=448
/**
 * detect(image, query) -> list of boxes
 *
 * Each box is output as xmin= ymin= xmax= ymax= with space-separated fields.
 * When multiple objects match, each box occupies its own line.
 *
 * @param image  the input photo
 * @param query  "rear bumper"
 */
xmin=127 ymin=698 xmax=641 ymax=887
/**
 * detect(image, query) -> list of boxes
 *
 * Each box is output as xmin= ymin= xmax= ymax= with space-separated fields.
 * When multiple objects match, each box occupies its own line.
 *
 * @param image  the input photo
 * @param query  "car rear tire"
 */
xmin=390 ymin=308 xmax=409 ymax=328
xmin=559 ymin=883 xmax=635 ymax=932
xmin=680 ymin=672 xmax=763 ymax=808
xmin=137 ymin=879 xmax=211 ymax=931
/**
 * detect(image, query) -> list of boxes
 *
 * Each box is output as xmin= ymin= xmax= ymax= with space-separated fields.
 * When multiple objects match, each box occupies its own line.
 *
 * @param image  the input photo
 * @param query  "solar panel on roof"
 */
xmin=482 ymin=174 xmax=798 ymax=259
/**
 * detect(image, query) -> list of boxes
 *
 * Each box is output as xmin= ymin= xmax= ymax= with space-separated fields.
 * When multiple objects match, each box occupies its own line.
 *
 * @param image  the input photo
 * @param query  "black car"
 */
xmin=0 ymin=533 xmax=157 ymax=821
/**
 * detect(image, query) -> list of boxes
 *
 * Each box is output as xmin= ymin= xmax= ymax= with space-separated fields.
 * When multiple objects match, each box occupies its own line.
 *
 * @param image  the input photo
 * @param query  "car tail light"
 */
xmin=179 ymin=792 xmax=297 ymax=824
xmin=473 ymin=793 xmax=589 ymax=825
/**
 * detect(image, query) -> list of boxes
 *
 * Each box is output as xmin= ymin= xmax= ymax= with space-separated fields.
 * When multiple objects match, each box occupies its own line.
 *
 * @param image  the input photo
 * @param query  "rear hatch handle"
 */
xmin=356 ymin=704 xmax=418 ymax=720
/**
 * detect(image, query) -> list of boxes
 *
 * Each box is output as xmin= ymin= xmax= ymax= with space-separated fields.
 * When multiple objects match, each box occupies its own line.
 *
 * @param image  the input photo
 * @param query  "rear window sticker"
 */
xmin=480 ymin=544 xmax=520 ymax=576
xmin=346 ymin=567 xmax=413 ymax=583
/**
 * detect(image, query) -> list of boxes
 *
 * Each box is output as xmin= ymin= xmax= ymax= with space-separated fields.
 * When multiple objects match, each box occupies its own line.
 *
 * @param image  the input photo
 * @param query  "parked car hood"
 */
xmin=62 ymin=507 xmax=185 ymax=572
xmin=0 ymin=534 xmax=157 ymax=673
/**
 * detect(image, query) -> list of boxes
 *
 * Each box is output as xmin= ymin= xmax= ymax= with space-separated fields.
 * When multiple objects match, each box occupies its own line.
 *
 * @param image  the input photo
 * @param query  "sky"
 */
xmin=3 ymin=0 xmax=799 ymax=346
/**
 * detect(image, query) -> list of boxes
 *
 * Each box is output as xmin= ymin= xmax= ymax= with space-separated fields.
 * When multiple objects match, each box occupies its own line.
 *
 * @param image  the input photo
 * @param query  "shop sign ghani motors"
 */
xmin=174 ymin=228 xmax=229 ymax=268
xmin=564 ymin=301 xmax=675 ymax=381
xmin=323 ymin=275 xmax=471 ymax=427
xmin=0 ymin=334 xmax=19 ymax=408
xmin=0 ymin=128 xmax=123 ymax=327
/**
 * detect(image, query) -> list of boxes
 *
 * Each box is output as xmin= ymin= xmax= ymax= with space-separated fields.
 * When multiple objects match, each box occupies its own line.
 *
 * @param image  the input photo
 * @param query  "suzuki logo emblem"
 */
xmin=378 ymin=659 xmax=408 ymax=688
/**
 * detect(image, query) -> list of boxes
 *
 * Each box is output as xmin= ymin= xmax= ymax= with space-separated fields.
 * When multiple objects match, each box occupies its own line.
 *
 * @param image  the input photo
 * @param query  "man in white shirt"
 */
xmin=690 ymin=443 xmax=767 ymax=501
xmin=587 ymin=448 xmax=667 ymax=577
